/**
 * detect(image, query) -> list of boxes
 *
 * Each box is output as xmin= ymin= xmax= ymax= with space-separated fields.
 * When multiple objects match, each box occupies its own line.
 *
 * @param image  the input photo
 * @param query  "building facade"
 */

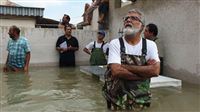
xmin=0 ymin=0 xmax=44 ymax=28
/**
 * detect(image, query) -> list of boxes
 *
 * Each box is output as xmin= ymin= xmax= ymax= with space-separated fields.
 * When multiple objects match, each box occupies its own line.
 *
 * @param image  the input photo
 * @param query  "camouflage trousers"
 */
xmin=102 ymin=54 xmax=151 ymax=111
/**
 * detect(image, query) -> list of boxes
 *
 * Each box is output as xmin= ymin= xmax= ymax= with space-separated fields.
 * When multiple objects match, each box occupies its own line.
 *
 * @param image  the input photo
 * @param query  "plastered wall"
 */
xmin=0 ymin=27 xmax=109 ymax=66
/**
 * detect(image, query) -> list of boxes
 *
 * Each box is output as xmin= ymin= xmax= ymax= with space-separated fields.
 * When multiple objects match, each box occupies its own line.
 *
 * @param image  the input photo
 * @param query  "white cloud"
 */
xmin=11 ymin=0 xmax=62 ymax=8
xmin=11 ymin=0 xmax=90 ymax=8
xmin=10 ymin=0 xmax=90 ymax=24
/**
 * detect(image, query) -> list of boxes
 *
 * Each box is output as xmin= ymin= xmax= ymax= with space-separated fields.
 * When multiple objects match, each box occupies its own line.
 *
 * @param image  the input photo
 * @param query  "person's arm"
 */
xmin=57 ymin=45 xmax=78 ymax=52
xmin=23 ymin=39 xmax=31 ymax=72
xmin=108 ymin=39 xmax=143 ymax=80
xmin=24 ymin=52 xmax=31 ymax=72
xmin=67 ymin=45 xmax=78 ymax=51
xmin=122 ymin=59 xmax=160 ymax=78
xmin=56 ymin=47 xmax=64 ymax=53
xmin=83 ymin=47 xmax=91 ymax=55
xmin=110 ymin=63 xmax=143 ymax=80
xmin=56 ymin=37 xmax=64 ymax=53
xmin=121 ymin=40 xmax=161 ymax=78
xmin=66 ymin=37 xmax=79 ymax=51
xmin=83 ymin=41 xmax=93 ymax=55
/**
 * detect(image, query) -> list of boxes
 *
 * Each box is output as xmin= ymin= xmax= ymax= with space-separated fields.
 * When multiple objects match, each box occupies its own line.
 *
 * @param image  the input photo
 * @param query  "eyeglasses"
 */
xmin=123 ymin=16 xmax=142 ymax=23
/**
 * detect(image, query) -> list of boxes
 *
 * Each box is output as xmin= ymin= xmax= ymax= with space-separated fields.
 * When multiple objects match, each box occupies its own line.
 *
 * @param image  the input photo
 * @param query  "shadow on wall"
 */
xmin=164 ymin=65 xmax=200 ymax=85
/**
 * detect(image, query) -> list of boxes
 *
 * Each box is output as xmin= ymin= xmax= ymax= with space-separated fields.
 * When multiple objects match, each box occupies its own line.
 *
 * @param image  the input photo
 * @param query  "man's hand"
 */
xmin=67 ymin=45 xmax=73 ymax=51
xmin=24 ymin=66 xmax=29 ymax=72
xmin=56 ymin=47 xmax=66 ymax=53
xmin=67 ymin=45 xmax=78 ymax=51
xmin=62 ymin=46 xmax=72 ymax=52
xmin=60 ymin=48 xmax=67 ymax=53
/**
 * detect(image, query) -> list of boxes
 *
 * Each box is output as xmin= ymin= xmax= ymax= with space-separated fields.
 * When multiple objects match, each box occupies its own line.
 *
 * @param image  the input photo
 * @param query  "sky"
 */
xmin=11 ymin=0 xmax=91 ymax=24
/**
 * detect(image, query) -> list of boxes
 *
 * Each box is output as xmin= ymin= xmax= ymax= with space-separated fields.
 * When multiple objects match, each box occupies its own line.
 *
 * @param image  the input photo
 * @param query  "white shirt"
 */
xmin=85 ymin=41 xmax=109 ymax=53
xmin=108 ymin=37 xmax=160 ymax=64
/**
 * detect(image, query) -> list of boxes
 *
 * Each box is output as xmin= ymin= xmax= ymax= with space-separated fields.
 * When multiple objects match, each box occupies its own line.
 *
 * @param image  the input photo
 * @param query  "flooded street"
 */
xmin=0 ymin=67 xmax=199 ymax=112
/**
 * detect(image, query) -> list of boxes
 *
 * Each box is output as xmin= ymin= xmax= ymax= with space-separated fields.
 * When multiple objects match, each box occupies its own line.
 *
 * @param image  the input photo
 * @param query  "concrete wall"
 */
xmin=109 ymin=0 xmax=200 ymax=84
xmin=0 ymin=27 xmax=109 ymax=66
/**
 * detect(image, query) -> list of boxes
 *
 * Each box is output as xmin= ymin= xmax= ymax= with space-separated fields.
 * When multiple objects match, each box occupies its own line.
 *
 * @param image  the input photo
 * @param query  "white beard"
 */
xmin=123 ymin=27 xmax=140 ymax=37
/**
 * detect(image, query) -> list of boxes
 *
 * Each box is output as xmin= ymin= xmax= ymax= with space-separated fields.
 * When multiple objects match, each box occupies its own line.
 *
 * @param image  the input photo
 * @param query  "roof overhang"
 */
xmin=0 ymin=5 xmax=44 ymax=17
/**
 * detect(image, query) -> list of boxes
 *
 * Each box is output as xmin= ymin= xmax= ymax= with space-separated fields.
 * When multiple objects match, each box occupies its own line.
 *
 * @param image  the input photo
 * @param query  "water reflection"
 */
xmin=53 ymin=67 xmax=106 ymax=111
xmin=1 ymin=68 xmax=106 ymax=112
xmin=3 ymin=72 xmax=32 ymax=105
xmin=1 ymin=67 xmax=199 ymax=112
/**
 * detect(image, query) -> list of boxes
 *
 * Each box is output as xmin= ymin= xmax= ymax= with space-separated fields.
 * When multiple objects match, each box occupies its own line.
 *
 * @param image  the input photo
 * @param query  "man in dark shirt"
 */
xmin=56 ymin=25 xmax=79 ymax=67
xmin=144 ymin=23 xmax=158 ymax=41
xmin=144 ymin=23 xmax=164 ymax=74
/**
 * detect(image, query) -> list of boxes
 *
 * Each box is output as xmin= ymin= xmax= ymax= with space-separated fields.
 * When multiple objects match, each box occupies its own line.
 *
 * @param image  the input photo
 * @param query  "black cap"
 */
xmin=98 ymin=30 xmax=105 ymax=37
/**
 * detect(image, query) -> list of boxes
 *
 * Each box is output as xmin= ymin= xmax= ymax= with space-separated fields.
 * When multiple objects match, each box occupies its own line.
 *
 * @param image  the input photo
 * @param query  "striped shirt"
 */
xmin=7 ymin=37 xmax=31 ymax=68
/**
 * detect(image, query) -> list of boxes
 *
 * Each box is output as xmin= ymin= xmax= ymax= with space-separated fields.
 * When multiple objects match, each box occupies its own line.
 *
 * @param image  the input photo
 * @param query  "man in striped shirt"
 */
xmin=3 ymin=25 xmax=31 ymax=72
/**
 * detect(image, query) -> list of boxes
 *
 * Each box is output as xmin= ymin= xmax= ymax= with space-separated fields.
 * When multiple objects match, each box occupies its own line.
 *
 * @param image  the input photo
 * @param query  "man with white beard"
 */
xmin=102 ymin=9 xmax=160 ymax=110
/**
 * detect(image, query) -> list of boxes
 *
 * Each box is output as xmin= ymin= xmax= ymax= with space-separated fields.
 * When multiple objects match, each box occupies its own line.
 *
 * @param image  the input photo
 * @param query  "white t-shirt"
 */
xmin=108 ymin=37 xmax=160 ymax=64
xmin=85 ymin=41 xmax=109 ymax=53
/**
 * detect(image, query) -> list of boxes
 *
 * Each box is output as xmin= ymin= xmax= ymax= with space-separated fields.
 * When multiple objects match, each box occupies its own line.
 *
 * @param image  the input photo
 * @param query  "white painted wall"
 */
xmin=108 ymin=0 xmax=200 ymax=84
xmin=0 ymin=27 xmax=109 ymax=66
xmin=0 ymin=19 xmax=36 ymax=28
xmin=0 ymin=0 xmax=8 ymax=5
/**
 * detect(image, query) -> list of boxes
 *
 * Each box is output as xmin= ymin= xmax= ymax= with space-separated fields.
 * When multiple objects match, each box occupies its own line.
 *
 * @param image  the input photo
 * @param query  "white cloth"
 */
xmin=85 ymin=41 xmax=109 ymax=53
xmin=108 ymin=36 xmax=160 ymax=64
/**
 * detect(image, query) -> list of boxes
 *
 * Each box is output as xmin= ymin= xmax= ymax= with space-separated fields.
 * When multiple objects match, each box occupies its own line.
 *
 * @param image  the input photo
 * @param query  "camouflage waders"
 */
xmin=102 ymin=38 xmax=151 ymax=111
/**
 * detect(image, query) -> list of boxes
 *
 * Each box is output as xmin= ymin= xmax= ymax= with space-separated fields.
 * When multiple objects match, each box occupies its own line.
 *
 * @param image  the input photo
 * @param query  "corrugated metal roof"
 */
xmin=0 ymin=5 xmax=44 ymax=17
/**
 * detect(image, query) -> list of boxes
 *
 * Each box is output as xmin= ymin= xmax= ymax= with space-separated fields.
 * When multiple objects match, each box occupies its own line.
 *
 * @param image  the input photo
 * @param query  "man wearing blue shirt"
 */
xmin=3 ymin=25 xmax=31 ymax=72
